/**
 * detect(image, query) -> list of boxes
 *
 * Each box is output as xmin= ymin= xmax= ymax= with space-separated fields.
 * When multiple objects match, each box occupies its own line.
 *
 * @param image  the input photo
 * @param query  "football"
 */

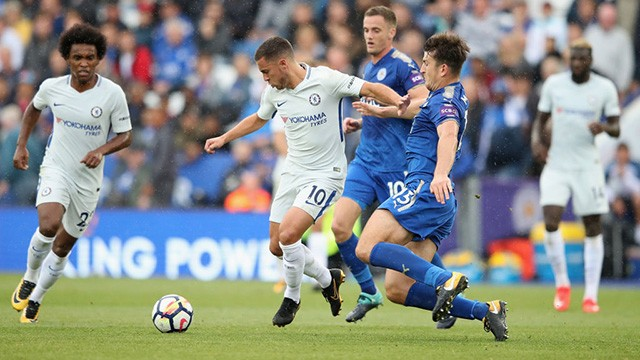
xmin=151 ymin=294 xmax=193 ymax=333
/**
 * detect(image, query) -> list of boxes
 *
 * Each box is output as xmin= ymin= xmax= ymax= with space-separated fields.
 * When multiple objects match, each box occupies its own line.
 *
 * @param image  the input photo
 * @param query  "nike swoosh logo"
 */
xmin=12 ymin=291 xmax=21 ymax=303
xmin=53 ymin=103 xmax=64 ymax=107
xmin=276 ymin=101 xmax=287 ymax=107
xmin=31 ymin=246 xmax=48 ymax=253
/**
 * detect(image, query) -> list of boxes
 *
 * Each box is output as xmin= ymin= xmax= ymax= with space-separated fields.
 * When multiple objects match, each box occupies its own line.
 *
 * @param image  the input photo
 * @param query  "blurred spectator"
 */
xmin=115 ymin=29 xmax=153 ymax=86
xmin=196 ymin=0 xmax=232 ymax=57
xmin=220 ymin=140 xmax=260 ymax=201
xmin=0 ymin=16 xmax=25 ymax=74
xmin=39 ymin=0 xmax=65 ymax=36
xmin=103 ymin=141 xmax=152 ymax=209
xmin=140 ymin=97 xmax=177 ymax=207
xmin=152 ymin=17 xmax=197 ymax=91
xmin=22 ymin=11 xmax=57 ymax=85
xmin=584 ymin=2 xmax=635 ymax=94
xmin=525 ymin=1 xmax=568 ymax=66
xmin=416 ymin=0 xmax=457 ymax=38
xmin=566 ymin=0 xmax=600 ymax=29
xmin=3 ymin=0 xmax=32 ymax=46
xmin=605 ymin=143 xmax=640 ymax=244
xmin=0 ymin=104 xmax=44 ymax=205
xmin=223 ymin=169 xmax=271 ymax=213
xmin=479 ymin=65 xmax=534 ymax=177
xmin=395 ymin=27 xmax=426 ymax=65
xmin=455 ymin=0 xmax=503 ymax=69
xmin=254 ymin=0 xmax=298 ymax=37
xmin=134 ymin=1 xmax=155 ymax=48
xmin=292 ymin=24 xmax=325 ymax=63
xmin=223 ymin=0 xmax=260 ymax=40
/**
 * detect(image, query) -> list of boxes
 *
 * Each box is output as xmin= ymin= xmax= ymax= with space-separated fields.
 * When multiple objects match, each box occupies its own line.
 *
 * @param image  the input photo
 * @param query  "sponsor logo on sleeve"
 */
xmin=439 ymin=104 xmax=458 ymax=117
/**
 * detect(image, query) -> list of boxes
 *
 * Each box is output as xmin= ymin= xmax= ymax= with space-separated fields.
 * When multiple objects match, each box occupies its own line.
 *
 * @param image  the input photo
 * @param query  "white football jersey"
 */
xmin=538 ymin=71 xmax=620 ymax=170
xmin=257 ymin=65 xmax=364 ymax=176
xmin=33 ymin=75 xmax=132 ymax=192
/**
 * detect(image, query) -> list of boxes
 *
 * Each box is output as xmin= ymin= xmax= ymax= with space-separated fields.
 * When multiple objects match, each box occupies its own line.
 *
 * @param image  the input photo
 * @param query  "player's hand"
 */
xmin=396 ymin=94 xmax=410 ymax=116
xmin=430 ymin=174 xmax=452 ymax=205
xmin=81 ymin=150 xmax=103 ymax=168
xmin=13 ymin=146 xmax=29 ymax=170
xmin=353 ymin=101 xmax=381 ymax=117
xmin=204 ymin=136 xmax=225 ymax=154
xmin=343 ymin=117 xmax=362 ymax=133
xmin=588 ymin=121 xmax=604 ymax=135
xmin=531 ymin=140 xmax=548 ymax=164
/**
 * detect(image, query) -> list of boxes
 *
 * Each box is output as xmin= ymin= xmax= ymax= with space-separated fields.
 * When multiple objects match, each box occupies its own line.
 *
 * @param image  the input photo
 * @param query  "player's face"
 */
xmin=257 ymin=57 xmax=287 ymax=90
xmin=421 ymin=52 xmax=442 ymax=92
xmin=67 ymin=44 xmax=100 ymax=85
xmin=569 ymin=48 xmax=591 ymax=78
xmin=363 ymin=15 xmax=395 ymax=57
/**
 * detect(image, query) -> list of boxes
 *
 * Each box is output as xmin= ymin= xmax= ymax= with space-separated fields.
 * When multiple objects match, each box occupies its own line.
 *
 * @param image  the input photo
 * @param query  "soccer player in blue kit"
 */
xmin=354 ymin=32 xmax=509 ymax=341
xmin=330 ymin=6 xmax=455 ymax=329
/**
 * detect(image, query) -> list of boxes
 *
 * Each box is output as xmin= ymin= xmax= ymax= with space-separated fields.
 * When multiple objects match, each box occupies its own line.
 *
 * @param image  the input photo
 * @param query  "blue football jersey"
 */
xmin=352 ymin=49 xmax=424 ymax=172
xmin=405 ymin=82 xmax=468 ymax=182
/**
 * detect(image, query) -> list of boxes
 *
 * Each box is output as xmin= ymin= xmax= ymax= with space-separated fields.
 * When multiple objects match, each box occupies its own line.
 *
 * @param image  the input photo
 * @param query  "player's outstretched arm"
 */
xmin=359 ymin=82 xmax=410 ymax=116
xmin=13 ymin=102 xmax=42 ymax=170
xmin=205 ymin=113 xmax=267 ymax=154
xmin=81 ymin=130 xmax=132 ymax=169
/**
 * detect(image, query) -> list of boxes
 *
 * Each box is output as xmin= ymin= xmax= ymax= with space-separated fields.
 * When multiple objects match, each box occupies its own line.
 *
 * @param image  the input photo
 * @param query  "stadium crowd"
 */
xmin=0 ymin=0 xmax=639 ymax=233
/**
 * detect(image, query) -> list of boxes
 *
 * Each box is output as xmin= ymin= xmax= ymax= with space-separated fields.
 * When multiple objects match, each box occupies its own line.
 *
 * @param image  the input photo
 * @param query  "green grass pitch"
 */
xmin=0 ymin=274 xmax=638 ymax=359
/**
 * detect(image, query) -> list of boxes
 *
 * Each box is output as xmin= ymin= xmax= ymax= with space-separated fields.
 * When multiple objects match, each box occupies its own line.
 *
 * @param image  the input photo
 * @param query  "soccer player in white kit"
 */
xmin=531 ymin=38 xmax=620 ymax=313
xmin=204 ymin=36 xmax=409 ymax=327
xmin=10 ymin=24 xmax=133 ymax=323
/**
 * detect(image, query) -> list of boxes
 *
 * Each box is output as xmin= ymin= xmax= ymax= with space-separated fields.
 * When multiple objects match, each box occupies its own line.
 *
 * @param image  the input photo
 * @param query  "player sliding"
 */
xmin=353 ymin=32 xmax=508 ymax=341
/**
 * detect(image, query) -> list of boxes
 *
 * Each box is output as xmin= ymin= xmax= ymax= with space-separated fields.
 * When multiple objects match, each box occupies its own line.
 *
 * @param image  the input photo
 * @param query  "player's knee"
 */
xmin=384 ymin=282 xmax=406 ymax=305
xmin=544 ymin=222 xmax=560 ymax=232
xmin=38 ymin=221 xmax=60 ymax=238
xmin=355 ymin=242 xmax=370 ymax=264
xmin=269 ymin=239 xmax=283 ymax=257
xmin=331 ymin=221 xmax=351 ymax=244
xmin=51 ymin=241 xmax=72 ymax=257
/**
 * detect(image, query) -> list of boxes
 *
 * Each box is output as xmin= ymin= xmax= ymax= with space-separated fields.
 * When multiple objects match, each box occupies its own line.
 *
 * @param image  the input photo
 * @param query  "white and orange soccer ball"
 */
xmin=151 ymin=294 xmax=193 ymax=333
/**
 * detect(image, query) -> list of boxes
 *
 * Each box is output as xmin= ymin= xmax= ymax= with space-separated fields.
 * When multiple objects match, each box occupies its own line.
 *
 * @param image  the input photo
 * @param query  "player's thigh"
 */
xmin=539 ymin=167 xmax=571 ymax=208
xmin=279 ymin=206 xmax=315 ymax=245
xmin=571 ymin=167 xmax=609 ymax=216
xmin=36 ymin=168 xmax=72 ymax=234
xmin=357 ymin=209 xmax=413 ymax=262
xmin=62 ymin=189 xmax=98 ymax=239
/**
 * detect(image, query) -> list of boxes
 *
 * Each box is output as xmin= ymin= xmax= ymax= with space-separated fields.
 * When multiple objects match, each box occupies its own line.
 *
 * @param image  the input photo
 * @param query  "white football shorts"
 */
xmin=36 ymin=166 xmax=99 ymax=238
xmin=539 ymin=166 xmax=609 ymax=216
xmin=269 ymin=171 xmax=344 ymax=224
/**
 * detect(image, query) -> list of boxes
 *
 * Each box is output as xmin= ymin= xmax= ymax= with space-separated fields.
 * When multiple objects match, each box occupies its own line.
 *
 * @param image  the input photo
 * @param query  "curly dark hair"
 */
xmin=58 ymin=23 xmax=107 ymax=60
xmin=424 ymin=32 xmax=470 ymax=76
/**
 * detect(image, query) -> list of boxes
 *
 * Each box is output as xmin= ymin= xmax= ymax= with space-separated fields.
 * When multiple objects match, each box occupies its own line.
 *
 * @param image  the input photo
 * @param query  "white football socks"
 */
xmin=24 ymin=228 xmax=55 ymax=283
xmin=306 ymin=232 xmax=328 ymax=268
xmin=544 ymin=229 xmax=570 ymax=288
xmin=583 ymin=234 xmax=604 ymax=301
xmin=281 ymin=241 xmax=305 ymax=303
xmin=30 ymin=251 xmax=68 ymax=304
xmin=302 ymin=245 xmax=331 ymax=288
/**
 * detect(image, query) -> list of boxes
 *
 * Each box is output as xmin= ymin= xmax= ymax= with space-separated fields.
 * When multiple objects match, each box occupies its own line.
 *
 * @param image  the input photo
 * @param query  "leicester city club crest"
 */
xmin=376 ymin=68 xmax=387 ymax=81
xmin=309 ymin=93 xmax=321 ymax=106
xmin=91 ymin=106 xmax=103 ymax=118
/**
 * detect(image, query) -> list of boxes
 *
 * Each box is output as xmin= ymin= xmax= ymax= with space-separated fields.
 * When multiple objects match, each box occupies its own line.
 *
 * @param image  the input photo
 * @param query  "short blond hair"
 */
xmin=570 ymin=38 xmax=592 ymax=52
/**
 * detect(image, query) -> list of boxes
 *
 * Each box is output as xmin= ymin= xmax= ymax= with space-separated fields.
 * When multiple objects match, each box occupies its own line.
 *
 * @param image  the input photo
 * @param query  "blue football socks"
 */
xmin=369 ymin=242 xmax=451 ymax=288
xmin=337 ymin=233 xmax=377 ymax=295
xmin=404 ymin=282 xmax=489 ymax=320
